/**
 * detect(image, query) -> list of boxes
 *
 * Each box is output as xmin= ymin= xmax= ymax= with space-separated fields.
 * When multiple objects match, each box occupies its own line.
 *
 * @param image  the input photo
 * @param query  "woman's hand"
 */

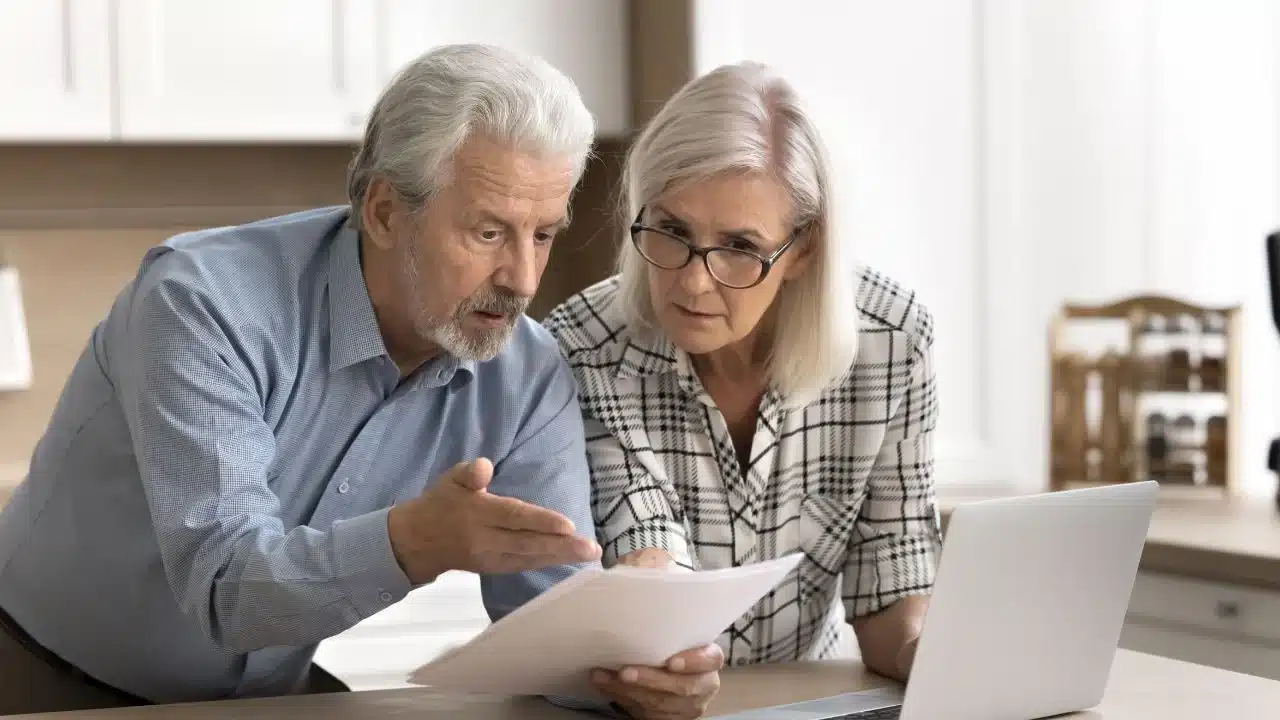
xmin=595 ymin=547 xmax=720 ymax=718
xmin=591 ymin=644 xmax=724 ymax=720
xmin=852 ymin=595 xmax=931 ymax=682
xmin=616 ymin=547 xmax=677 ymax=569
xmin=895 ymin=635 xmax=920 ymax=678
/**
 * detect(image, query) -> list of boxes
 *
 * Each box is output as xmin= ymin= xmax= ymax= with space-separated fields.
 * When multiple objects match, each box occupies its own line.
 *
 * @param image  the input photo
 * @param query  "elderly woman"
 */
xmin=544 ymin=61 xmax=943 ymax=716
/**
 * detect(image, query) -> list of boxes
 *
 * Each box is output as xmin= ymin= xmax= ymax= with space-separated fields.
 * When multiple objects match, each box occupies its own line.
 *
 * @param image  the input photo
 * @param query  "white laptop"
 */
xmin=716 ymin=481 xmax=1158 ymax=720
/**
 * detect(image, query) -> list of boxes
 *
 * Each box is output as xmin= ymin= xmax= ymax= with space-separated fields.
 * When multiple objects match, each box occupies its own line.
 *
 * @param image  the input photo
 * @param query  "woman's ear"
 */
xmin=781 ymin=223 xmax=819 ymax=281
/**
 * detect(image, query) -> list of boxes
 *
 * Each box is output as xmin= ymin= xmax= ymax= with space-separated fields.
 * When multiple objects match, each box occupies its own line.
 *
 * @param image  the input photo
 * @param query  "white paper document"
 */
xmin=407 ymin=553 xmax=805 ymax=701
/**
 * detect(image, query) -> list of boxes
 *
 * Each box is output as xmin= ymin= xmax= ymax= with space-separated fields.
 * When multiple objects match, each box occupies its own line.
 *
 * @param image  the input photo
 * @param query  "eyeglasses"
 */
xmin=629 ymin=208 xmax=800 ymax=289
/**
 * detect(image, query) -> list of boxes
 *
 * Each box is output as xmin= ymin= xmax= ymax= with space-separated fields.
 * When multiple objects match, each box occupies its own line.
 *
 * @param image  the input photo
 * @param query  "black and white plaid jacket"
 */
xmin=542 ymin=267 xmax=943 ymax=665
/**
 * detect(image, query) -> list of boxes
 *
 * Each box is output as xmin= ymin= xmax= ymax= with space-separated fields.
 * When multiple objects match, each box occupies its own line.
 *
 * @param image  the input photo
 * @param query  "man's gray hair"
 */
xmin=616 ymin=61 xmax=859 ymax=404
xmin=346 ymin=43 xmax=596 ymax=223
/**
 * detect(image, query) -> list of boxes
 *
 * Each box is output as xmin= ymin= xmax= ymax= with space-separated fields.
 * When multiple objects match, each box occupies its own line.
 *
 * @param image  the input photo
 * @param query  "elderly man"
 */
xmin=0 ymin=44 xmax=720 ymax=718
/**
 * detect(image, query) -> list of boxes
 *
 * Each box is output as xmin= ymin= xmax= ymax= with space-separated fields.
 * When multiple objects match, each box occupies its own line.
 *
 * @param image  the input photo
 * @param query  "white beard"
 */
xmin=403 ymin=236 xmax=527 ymax=362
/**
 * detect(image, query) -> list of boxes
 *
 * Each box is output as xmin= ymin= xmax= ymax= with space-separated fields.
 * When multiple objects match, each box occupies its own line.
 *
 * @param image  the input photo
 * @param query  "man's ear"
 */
xmin=361 ymin=177 xmax=401 ymax=251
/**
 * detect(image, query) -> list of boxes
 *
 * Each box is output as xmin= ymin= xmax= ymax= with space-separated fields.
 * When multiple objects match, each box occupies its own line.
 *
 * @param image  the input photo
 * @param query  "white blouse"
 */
xmin=543 ymin=267 xmax=942 ymax=665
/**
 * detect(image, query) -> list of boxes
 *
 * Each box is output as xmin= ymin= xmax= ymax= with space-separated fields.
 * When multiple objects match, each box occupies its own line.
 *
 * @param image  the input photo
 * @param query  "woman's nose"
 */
xmin=677 ymin=253 xmax=717 ymax=294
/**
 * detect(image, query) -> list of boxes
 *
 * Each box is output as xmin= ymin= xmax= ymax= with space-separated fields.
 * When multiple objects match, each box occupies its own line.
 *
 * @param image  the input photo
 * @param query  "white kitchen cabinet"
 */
xmin=380 ymin=0 xmax=630 ymax=138
xmin=1120 ymin=571 xmax=1280 ymax=681
xmin=114 ymin=0 xmax=378 ymax=141
xmin=0 ymin=0 xmax=113 ymax=140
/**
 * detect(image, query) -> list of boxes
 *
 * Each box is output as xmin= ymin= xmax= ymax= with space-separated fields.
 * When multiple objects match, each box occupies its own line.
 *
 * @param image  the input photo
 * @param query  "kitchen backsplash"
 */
xmin=0 ymin=142 xmax=623 ymax=475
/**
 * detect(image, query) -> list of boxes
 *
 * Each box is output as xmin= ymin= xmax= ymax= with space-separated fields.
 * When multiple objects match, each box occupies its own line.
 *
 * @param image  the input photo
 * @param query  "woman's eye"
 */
xmin=659 ymin=224 xmax=688 ymax=237
xmin=727 ymin=238 xmax=759 ymax=253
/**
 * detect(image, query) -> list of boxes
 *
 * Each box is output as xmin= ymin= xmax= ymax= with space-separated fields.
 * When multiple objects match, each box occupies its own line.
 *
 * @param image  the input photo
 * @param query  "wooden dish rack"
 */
xmin=1049 ymin=295 xmax=1241 ymax=494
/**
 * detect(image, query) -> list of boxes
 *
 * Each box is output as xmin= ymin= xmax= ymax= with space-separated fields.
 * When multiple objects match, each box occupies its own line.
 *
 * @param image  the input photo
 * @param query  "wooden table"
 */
xmin=11 ymin=649 xmax=1280 ymax=719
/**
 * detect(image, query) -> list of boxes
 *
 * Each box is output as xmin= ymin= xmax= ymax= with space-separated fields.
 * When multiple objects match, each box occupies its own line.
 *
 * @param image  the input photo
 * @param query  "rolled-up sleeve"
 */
xmin=116 ymin=264 xmax=410 ymax=654
xmin=842 ymin=317 xmax=944 ymax=620
xmin=583 ymin=415 xmax=694 ymax=571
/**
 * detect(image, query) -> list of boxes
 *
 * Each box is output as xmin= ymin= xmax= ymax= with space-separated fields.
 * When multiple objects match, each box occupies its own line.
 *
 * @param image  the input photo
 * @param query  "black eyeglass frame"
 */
xmin=628 ymin=207 xmax=802 ymax=289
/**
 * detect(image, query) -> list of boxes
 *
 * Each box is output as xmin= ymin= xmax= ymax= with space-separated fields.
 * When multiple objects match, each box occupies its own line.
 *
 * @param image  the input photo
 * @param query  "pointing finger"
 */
xmin=484 ymin=494 xmax=578 ymax=535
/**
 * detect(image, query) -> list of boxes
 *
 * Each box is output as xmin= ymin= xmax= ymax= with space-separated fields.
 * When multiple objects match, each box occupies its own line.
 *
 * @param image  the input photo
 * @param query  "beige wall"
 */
xmin=0 ymin=142 xmax=625 ymax=474
xmin=0 ymin=227 xmax=164 ymax=469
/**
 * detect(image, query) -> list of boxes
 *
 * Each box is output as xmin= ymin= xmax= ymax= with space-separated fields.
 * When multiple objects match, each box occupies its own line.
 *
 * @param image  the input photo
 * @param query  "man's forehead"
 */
xmin=452 ymin=139 xmax=576 ymax=197
xmin=462 ymin=200 xmax=570 ymax=229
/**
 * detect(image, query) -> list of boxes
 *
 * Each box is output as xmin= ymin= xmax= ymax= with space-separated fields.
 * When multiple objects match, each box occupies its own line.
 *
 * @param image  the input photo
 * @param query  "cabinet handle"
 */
xmin=331 ymin=0 xmax=346 ymax=92
xmin=60 ymin=0 xmax=75 ymax=91
xmin=1214 ymin=600 xmax=1241 ymax=619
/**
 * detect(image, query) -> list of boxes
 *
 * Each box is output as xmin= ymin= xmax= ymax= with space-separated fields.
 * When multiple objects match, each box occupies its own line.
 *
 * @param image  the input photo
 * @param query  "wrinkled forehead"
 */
xmin=447 ymin=139 xmax=577 ymax=226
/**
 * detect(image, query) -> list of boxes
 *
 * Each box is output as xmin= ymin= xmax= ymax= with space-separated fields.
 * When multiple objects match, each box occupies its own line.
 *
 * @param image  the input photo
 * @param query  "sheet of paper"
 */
xmin=407 ymin=553 xmax=805 ymax=701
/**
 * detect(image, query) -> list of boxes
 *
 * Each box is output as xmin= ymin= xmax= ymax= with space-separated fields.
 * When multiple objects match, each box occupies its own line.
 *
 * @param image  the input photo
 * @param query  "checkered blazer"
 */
xmin=542 ymin=267 xmax=943 ymax=665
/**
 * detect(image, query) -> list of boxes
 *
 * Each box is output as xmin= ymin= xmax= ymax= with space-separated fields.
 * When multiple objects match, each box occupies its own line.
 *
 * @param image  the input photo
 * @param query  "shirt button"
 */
xmin=337 ymin=480 xmax=350 ymax=494
xmin=379 ymin=591 xmax=393 ymax=603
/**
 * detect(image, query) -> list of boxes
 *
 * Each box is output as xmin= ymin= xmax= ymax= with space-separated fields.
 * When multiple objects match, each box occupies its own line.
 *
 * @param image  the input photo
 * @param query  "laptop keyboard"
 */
xmin=827 ymin=706 xmax=902 ymax=720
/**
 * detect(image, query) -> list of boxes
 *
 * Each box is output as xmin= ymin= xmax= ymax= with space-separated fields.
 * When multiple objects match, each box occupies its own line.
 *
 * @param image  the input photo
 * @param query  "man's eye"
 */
xmin=535 ymin=232 xmax=556 ymax=245
xmin=479 ymin=229 xmax=501 ymax=242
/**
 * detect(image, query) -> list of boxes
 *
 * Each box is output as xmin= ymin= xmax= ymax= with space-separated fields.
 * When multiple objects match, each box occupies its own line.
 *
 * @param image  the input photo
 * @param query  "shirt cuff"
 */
xmin=331 ymin=507 xmax=413 ymax=619
xmin=842 ymin=534 xmax=941 ymax=618
xmin=604 ymin=517 xmax=694 ymax=570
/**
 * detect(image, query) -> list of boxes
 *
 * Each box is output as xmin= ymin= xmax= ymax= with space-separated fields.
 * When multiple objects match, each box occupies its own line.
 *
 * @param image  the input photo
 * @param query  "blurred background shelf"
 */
xmin=1049 ymin=295 xmax=1242 ymax=495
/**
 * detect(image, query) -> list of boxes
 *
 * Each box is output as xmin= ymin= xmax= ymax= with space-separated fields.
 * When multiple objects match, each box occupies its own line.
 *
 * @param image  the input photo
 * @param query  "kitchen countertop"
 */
xmin=9 ymin=649 xmax=1279 ymax=719
xmin=939 ymin=487 xmax=1280 ymax=591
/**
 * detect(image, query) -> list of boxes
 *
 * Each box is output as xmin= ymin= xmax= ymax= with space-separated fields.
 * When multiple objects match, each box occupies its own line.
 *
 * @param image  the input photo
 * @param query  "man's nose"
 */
xmin=494 ymin=237 xmax=540 ymax=299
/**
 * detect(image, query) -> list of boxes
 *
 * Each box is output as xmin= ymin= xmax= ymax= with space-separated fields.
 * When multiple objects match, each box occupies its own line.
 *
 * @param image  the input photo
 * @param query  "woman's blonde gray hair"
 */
xmin=616 ymin=61 xmax=859 ymax=404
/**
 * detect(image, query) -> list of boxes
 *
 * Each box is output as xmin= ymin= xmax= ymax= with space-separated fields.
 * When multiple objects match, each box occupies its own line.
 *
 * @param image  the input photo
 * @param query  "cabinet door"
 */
xmin=380 ymin=0 xmax=629 ymax=138
xmin=1122 ymin=571 xmax=1280 ymax=681
xmin=1121 ymin=620 xmax=1280 ymax=682
xmin=115 ymin=0 xmax=377 ymax=141
xmin=0 ymin=0 xmax=112 ymax=140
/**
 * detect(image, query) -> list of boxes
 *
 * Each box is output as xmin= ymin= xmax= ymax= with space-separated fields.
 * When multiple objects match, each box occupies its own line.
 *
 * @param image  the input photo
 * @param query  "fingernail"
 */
xmin=620 ymin=667 xmax=639 ymax=683
xmin=668 ymin=656 xmax=686 ymax=672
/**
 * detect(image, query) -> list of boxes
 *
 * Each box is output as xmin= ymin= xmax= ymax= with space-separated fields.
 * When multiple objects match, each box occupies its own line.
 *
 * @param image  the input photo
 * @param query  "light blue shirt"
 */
xmin=0 ymin=206 xmax=599 ymax=703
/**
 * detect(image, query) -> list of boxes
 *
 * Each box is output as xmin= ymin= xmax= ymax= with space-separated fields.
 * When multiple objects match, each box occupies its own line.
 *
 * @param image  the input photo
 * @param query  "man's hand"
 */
xmin=591 ymin=643 xmax=723 ymax=720
xmin=386 ymin=458 xmax=601 ymax=584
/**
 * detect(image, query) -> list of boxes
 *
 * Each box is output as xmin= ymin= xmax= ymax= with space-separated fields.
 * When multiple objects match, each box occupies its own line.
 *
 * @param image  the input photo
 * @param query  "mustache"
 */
xmin=459 ymin=289 xmax=528 ymax=317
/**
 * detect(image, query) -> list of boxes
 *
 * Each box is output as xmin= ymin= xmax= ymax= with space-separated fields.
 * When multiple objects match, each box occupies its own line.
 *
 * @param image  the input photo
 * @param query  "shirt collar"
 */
xmin=415 ymin=353 xmax=476 ymax=389
xmin=615 ymin=326 xmax=681 ymax=380
xmin=327 ymin=222 xmax=390 ymax=372
xmin=614 ymin=323 xmax=791 ymax=413
xmin=326 ymin=221 xmax=477 ymax=386
xmin=615 ymin=325 xmax=716 ymax=405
